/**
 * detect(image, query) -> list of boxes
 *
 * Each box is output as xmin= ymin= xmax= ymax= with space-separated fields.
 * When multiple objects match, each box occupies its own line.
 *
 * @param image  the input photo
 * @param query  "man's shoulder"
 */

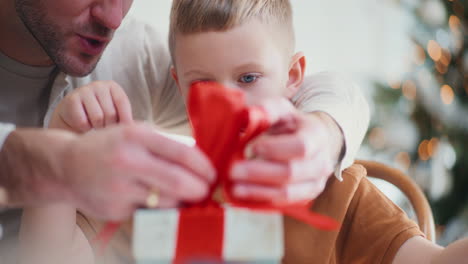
xmin=104 ymin=16 xmax=166 ymax=60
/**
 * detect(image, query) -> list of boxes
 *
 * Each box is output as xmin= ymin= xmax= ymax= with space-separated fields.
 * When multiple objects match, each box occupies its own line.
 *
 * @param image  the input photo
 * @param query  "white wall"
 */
xmin=127 ymin=0 xmax=411 ymax=82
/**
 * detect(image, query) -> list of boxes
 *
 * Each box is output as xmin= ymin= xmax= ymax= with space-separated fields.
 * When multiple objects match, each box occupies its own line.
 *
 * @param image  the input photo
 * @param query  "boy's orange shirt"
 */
xmin=283 ymin=164 xmax=423 ymax=264
xmin=77 ymin=164 xmax=423 ymax=264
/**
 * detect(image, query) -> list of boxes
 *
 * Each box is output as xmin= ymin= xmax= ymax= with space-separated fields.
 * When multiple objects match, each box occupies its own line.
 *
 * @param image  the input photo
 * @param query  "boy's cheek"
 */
xmin=244 ymin=87 xmax=285 ymax=106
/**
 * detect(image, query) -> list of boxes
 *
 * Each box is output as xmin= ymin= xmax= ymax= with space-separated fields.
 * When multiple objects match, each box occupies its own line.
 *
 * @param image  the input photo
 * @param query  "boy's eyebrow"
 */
xmin=183 ymin=69 xmax=213 ymax=78
xmin=234 ymin=62 xmax=266 ymax=72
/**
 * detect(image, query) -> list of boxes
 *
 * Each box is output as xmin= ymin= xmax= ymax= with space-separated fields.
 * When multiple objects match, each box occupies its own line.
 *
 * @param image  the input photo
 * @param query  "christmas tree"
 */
xmin=364 ymin=0 xmax=467 ymax=243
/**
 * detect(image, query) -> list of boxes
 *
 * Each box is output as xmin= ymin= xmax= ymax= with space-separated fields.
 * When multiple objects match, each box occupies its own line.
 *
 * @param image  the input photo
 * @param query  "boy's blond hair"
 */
xmin=169 ymin=0 xmax=295 ymax=63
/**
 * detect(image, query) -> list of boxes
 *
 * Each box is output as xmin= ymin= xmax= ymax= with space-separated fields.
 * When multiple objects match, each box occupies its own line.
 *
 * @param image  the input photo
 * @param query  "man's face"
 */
xmin=15 ymin=0 xmax=133 ymax=77
xmin=173 ymin=19 xmax=290 ymax=105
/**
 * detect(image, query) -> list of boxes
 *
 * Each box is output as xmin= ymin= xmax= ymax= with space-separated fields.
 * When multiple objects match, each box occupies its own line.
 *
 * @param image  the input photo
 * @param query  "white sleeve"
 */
xmin=0 ymin=123 xmax=16 ymax=151
xmin=292 ymin=72 xmax=370 ymax=180
xmin=141 ymin=22 xmax=189 ymax=135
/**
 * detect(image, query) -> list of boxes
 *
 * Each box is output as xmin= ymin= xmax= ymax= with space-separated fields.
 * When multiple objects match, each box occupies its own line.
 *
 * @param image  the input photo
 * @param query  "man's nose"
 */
xmin=91 ymin=0 xmax=124 ymax=30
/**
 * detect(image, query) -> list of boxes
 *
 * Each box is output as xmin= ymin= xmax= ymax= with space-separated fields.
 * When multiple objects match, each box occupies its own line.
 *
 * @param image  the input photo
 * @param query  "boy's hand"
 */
xmin=230 ymin=98 xmax=343 ymax=203
xmin=49 ymin=80 xmax=133 ymax=131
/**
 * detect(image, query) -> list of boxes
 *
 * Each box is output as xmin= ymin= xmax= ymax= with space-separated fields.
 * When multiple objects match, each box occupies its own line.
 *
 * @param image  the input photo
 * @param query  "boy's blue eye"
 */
xmin=239 ymin=74 xmax=258 ymax=84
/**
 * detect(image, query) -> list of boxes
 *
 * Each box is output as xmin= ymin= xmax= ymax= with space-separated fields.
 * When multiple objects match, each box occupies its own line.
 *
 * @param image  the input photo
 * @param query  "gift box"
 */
xmin=133 ymin=205 xmax=284 ymax=264
xmin=95 ymin=81 xmax=339 ymax=263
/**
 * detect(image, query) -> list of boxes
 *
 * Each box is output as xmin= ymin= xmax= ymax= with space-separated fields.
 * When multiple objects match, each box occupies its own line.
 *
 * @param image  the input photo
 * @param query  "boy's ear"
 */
xmin=171 ymin=66 xmax=179 ymax=86
xmin=285 ymin=52 xmax=306 ymax=99
xmin=171 ymin=66 xmax=184 ymax=96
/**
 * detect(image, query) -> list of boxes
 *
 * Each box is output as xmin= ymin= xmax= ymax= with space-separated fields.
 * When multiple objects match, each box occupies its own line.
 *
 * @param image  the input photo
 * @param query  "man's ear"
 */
xmin=285 ymin=52 xmax=306 ymax=99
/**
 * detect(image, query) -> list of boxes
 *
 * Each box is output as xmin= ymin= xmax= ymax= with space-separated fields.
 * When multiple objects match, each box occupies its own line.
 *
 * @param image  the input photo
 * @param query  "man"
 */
xmin=0 ymin=0 xmax=369 ymax=261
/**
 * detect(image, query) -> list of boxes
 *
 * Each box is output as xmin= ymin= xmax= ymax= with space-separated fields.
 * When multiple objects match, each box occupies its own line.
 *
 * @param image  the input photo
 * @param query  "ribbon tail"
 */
xmin=282 ymin=206 xmax=340 ymax=230
xmin=92 ymin=221 xmax=121 ymax=254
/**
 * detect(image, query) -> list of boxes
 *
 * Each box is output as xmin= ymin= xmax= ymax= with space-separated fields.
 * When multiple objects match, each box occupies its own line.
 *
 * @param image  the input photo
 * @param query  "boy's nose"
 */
xmin=91 ymin=0 xmax=124 ymax=30
xmin=220 ymin=81 xmax=239 ymax=91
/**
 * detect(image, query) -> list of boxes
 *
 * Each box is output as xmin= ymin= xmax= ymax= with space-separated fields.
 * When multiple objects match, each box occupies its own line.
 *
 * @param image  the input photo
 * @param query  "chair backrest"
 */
xmin=355 ymin=160 xmax=436 ymax=242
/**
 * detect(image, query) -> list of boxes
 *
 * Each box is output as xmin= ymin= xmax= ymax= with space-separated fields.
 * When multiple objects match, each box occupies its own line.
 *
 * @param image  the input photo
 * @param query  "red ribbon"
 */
xmin=186 ymin=81 xmax=339 ymax=227
xmin=174 ymin=81 xmax=338 ymax=262
xmin=94 ymin=81 xmax=339 ymax=258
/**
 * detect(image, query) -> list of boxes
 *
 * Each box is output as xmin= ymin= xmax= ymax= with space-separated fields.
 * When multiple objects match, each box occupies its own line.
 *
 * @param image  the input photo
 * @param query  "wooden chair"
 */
xmin=355 ymin=160 xmax=436 ymax=242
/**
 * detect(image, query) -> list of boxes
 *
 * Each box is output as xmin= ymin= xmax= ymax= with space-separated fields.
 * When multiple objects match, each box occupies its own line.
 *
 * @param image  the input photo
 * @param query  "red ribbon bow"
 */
xmin=185 ymin=81 xmax=339 ymax=227
xmin=94 ymin=81 xmax=339 ymax=257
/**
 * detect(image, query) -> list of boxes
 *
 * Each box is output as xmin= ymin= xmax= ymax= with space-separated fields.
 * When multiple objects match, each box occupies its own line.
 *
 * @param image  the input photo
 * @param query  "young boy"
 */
xmin=19 ymin=0 xmax=468 ymax=263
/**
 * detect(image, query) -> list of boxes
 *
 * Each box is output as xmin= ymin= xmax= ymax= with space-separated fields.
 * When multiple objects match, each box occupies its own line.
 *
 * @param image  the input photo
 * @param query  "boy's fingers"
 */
xmin=232 ymin=179 xmax=327 ymax=202
xmin=81 ymin=91 xmax=104 ymax=129
xmin=249 ymin=132 xmax=319 ymax=161
xmin=110 ymin=83 xmax=133 ymax=124
xmin=60 ymin=96 xmax=92 ymax=132
xmin=231 ymin=158 xmax=332 ymax=185
xmin=259 ymin=98 xmax=298 ymax=125
xmin=95 ymin=87 xmax=118 ymax=126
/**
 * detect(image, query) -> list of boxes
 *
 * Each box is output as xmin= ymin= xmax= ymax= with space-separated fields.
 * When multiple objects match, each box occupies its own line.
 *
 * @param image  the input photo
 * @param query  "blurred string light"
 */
xmin=435 ymin=60 xmax=449 ymax=74
xmin=413 ymin=44 xmax=427 ymax=65
xmin=440 ymin=84 xmax=455 ymax=105
xmin=427 ymin=40 xmax=442 ymax=61
xmin=368 ymin=127 xmax=386 ymax=149
xmin=370 ymin=0 xmax=467 ymax=234
xmin=439 ymin=49 xmax=451 ymax=66
xmin=390 ymin=80 xmax=402 ymax=89
xmin=395 ymin=152 xmax=411 ymax=170
xmin=418 ymin=137 xmax=440 ymax=161
xmin=427 ymin=137 xmax=440 ymax=157
xmin=448 ymin=15 xmax=461 ymax=33
xmin=402 ymin=80 xmax=417 ymax=100
xmin=418 ymin=139 xmax=430 ymax=161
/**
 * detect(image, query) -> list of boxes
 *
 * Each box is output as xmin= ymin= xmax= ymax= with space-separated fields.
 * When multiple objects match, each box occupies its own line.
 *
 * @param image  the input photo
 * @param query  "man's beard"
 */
xmin=15 ymin=0 xmax=110 ymax=77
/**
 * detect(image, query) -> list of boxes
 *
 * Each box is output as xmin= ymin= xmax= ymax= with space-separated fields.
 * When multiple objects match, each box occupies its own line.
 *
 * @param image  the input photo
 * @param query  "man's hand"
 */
xmin=0 ymin=124 xmax=215 ymax=220
xmin=230 ymin=98 xmax=344 ymax=203
xmin=49 ymin=80 xmax=133 ymax=132
xmin=61 ymin=123 xmax=216 ymax=220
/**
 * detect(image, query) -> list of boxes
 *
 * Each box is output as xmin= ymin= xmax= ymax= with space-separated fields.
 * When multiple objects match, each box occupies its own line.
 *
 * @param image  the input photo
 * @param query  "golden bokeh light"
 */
xmin=368 ymin=127 xmax=386 ymax=149
xmin=435 ymin=61 xmax=448 ymax=74
xmin=449 ymin=15 xmax=461 ymax=32
xmin=413 ymin=44 xmax=426 ymax=65
xmin=402 ymin=80 xmax=417 ymax=100
xmin=427 ymin=137 xmax=440 ymax=157
xmin=441 ymin=84 xmax=455 ymax=105
xmin=427 ymin=40 xmax=442 ymax=61
xmin=418 ymin=140 xmax=430 ymax=161
xmin=440 ymin=49 xmax=451 ymax=66
xmin=389 ymin=80 xmax=401 ymax=89
xmin=395 ymin=152 xmax=411 ymax=171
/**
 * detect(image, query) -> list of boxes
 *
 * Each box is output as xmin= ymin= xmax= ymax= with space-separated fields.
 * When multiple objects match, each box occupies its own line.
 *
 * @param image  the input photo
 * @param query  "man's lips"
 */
xmin=77 ymin=34 xmax=108 ymax=56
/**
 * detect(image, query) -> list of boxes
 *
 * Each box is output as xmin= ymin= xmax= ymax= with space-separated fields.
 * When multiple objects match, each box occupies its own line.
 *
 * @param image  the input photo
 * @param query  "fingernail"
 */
xmin=231 ymin=164 xmax=248 ymax=180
